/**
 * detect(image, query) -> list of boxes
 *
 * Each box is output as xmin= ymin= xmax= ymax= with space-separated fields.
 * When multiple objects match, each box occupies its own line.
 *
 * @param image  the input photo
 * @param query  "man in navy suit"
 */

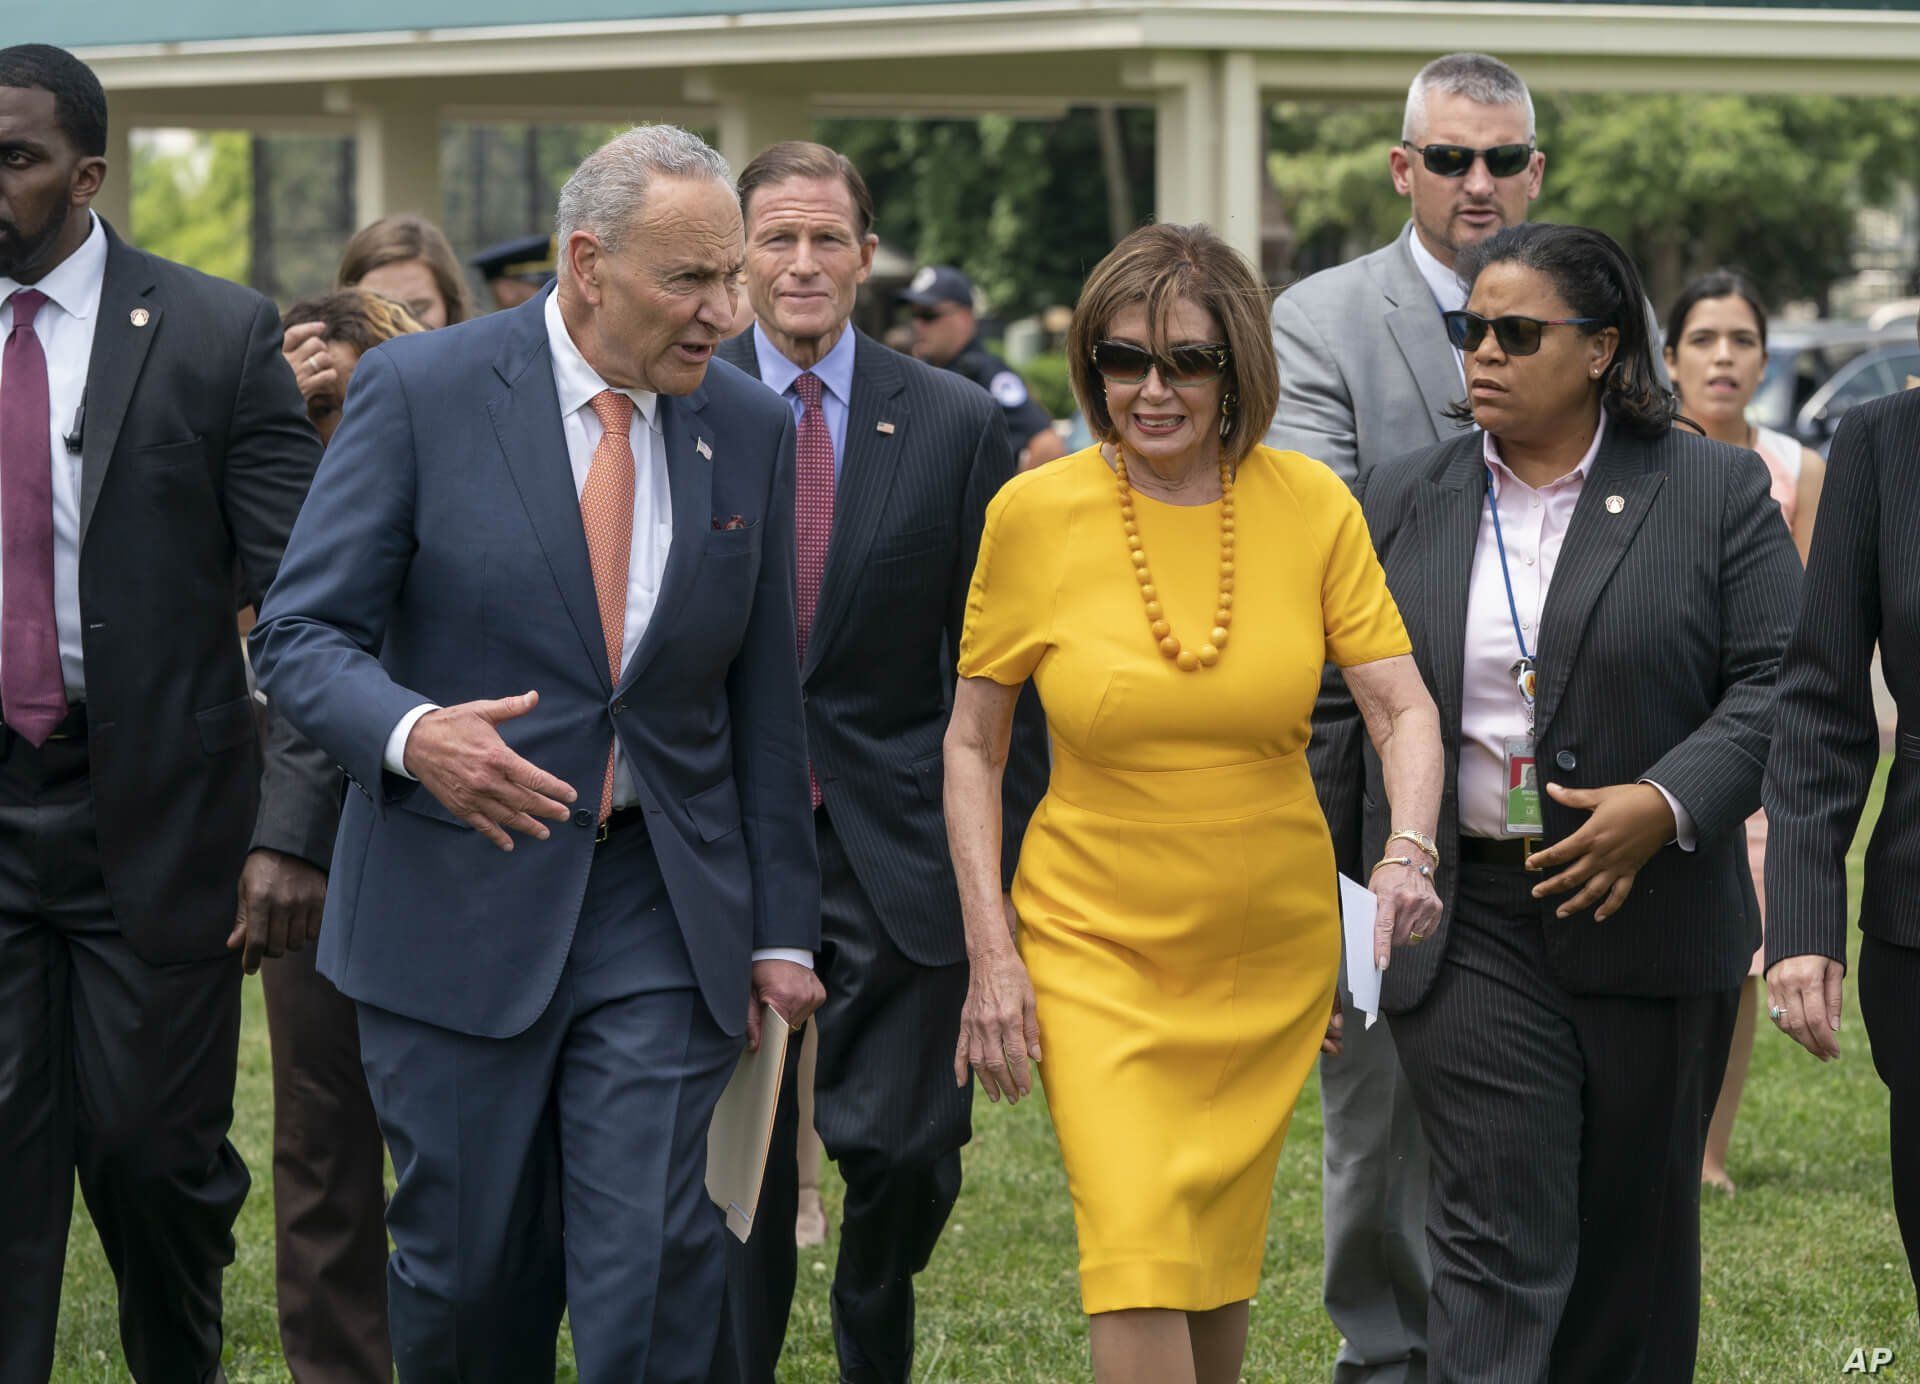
xmin=252 ymin=125 xmax=823 ymax=1383
xmin=711 ymin=142 xmax=1046 ymax=1384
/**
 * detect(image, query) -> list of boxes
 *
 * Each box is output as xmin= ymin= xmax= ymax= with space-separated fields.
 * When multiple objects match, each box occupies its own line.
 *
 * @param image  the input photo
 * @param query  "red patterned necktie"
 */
xmin=582 ymin=390 xmax=636 ymax=823
xmin=792 ymin=371 xmax=835 ymax=808
xmin=0 ymin=289 xmax=66 ymax=746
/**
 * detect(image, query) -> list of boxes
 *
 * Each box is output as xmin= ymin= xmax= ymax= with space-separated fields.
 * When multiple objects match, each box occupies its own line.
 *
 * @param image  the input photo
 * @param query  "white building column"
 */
xmin=1217 ymin=52 xmax=1264 ymax=265
xmin=96 ymin=110 xmax=134 ymax=237
xmin=711 ymin=88 xmax=813 ymax=175
xmin=1130 ymin=52 xmax=1267 ymax=264
xmin=352 ymin=93 xmax=443 ymax=224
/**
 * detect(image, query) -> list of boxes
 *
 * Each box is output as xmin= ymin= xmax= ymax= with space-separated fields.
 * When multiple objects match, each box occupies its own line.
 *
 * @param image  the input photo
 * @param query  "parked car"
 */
xmin=1792 ymin=341 xmax=1920 ymax=453
xmin=1748 ymin=321 xmax=1912 ymax=441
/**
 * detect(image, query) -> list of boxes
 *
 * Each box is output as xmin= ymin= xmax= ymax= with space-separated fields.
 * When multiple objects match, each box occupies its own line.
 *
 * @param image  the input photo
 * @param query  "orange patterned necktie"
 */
xmin=583 ymin=390 xmax=636 ymax=822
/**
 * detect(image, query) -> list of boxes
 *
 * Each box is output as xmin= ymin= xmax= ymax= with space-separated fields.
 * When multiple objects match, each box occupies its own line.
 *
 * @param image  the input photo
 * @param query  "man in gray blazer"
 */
xmin=1269 ymin=53 xmax=1544 ymax=1384
xmin=711 ymin=141 xmax=1047 ymax=1384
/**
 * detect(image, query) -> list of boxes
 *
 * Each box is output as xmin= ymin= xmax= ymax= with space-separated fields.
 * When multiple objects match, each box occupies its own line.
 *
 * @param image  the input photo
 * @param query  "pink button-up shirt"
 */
xmin=1459 ymin=416 xmax=1693 ymax=845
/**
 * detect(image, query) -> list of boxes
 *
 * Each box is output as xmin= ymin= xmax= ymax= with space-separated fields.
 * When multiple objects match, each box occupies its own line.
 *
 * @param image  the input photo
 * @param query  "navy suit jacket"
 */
xmin=716 ymin=329 xmax=1047 ymax=965
xmin=251 ymin=293 xmax=819 ymax=1039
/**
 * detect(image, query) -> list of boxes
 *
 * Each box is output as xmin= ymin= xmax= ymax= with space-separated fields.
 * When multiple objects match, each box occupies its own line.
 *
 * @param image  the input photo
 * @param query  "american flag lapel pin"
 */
xmin=695 ymin=437 xmax=712 ymax=460
xmin=876 ymin=421 xmax=896 ymax=435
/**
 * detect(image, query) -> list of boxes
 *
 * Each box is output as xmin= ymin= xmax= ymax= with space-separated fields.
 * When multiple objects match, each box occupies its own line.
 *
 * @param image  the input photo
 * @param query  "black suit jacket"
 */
xmin=717 ymin=328 xmax=1046 ymax=966
xmin=1766 ymin=387 xmax=1920 ymax=965
xmin=1312 ymin=421 xmax=1802 ymax=1010
xmin=78 ymin=224 xmax=336 ymax=964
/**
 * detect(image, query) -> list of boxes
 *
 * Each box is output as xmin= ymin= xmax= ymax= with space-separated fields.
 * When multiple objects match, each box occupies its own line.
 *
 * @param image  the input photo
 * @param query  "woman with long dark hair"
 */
xmin=1313 ymin=223 xmax=1800 ymax=1381
xmin=1662 ymin=270 xmax=1826 ymax=1196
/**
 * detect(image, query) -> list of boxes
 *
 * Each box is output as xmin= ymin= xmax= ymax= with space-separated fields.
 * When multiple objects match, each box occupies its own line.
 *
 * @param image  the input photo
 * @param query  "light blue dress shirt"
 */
xmin=751 ymin=321 xmax=856 ymax=476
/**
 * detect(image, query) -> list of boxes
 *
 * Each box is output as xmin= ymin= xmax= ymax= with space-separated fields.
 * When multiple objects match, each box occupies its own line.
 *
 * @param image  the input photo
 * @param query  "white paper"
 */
xmin=1337 ymin=874 xmax=1383 ymax=1031
xmin=705 ymin=1005 xmax=793 ymax=1243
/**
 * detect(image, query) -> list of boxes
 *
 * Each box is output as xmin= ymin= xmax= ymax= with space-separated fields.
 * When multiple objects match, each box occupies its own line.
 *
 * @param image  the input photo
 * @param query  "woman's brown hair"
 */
xmin=1067 ymin=223 xmax=1278 ymax=466
xmin=335 ymin=214 xmax=473 ymax=325
xmin=280 ymin=287 xmax=427 ymax=351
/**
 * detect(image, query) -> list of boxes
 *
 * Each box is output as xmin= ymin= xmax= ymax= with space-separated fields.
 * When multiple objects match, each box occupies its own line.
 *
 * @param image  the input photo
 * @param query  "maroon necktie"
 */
xmin=792 ymin=371 xmax=835 ymax=808
xmin=1 ymin=289 xmax=66 ymax=746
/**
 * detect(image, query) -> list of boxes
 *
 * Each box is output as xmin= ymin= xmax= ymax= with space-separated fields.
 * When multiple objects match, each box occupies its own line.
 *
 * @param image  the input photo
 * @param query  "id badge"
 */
xmin=1503 ymin=735 xmax=1543 ymax=834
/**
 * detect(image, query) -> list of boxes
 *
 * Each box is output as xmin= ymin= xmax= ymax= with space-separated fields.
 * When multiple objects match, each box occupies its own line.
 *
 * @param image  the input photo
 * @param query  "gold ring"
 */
xmin=1408 ymin=929 xmax=1426 ymax=944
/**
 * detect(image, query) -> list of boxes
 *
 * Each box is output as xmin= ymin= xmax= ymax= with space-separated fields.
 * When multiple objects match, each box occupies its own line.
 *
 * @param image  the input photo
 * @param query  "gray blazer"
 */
xmin=1266 ymin=222 xmax=1669 ymax=485
xmin=1265 ymin=223 xmax=1458 ymax=484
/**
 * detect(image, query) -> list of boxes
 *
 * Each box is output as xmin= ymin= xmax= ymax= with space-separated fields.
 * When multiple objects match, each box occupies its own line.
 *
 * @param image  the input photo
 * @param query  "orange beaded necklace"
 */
xmin=1113 ymin=450 xmax=1236 ymax=672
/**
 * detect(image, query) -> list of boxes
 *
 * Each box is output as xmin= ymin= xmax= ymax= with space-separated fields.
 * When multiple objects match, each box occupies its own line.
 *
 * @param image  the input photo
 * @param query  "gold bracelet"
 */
xmin=1371 ymin=855 xmax=1433 ymax=880
xmin=1385 ymin=829 xmax=1440 ymax=862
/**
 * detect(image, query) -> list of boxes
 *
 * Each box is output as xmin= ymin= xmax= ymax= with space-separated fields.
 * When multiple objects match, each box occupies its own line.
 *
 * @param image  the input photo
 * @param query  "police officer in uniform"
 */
xmin=899 ymin=264 xmax=1065 ymax=469
xmin=468 ymin=231 xmax=555 ymax=311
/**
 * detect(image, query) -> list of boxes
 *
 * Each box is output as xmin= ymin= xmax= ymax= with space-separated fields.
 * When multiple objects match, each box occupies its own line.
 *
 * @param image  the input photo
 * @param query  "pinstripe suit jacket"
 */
xmin=1765 ymin=386 xmax=1920 ymax=966
xmin=1312 ymin=421 xmax=1802 ymax=1010
xmin=717 ymin=328 xmax=1047 ymax=967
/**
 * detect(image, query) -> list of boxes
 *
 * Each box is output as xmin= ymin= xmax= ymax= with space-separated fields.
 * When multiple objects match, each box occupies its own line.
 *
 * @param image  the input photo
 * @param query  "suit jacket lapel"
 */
xmin=1531 ymin=427 xmax=1665 ymax=738
xmin=1377 ymin=226 xmax=1461 ymax=441
xmin=715 ymin=332 xmax=760 ymax=380
xmin=805 ymin=332 xmax=905 ymax=681
xmin=617 ymin=388 xmax=712 ymax=691
xmin=484 ymin=308 xmax=610 ymax=692
xmin=1415 ymin=439 xmax=1485 ymax=737
xmin=79 ymin=230 xmax=160 ymax=549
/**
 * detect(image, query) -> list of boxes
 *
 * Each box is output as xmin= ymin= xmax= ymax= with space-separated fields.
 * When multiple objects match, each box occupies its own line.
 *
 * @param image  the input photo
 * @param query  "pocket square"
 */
xmin=713 ymin=514 xmax=748 ymax=531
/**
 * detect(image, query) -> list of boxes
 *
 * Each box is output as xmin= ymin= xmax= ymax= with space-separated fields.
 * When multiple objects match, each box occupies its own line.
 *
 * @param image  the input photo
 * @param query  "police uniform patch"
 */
xmin=989 ymin=370 xmax=1029 ymax=408
xmin=909 ymin=266 xmax=938 ymax=295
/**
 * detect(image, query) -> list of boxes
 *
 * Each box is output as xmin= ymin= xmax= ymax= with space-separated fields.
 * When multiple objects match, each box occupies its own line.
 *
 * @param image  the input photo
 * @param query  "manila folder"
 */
xmin=705 ymin=1004 xmax=793 ymax=1243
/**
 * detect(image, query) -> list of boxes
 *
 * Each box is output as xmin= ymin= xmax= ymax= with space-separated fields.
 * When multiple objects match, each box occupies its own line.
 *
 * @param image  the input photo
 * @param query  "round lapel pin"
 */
xmin=1604 ymin=494 xmax=1625 ymax=514
xmin=129 ymin=308 xmax=150 ymax=327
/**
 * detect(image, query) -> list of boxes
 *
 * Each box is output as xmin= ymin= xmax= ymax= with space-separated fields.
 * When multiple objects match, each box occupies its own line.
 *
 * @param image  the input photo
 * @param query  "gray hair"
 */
xmin=1402 ymin=53 xmax=1535 ymax=143
xmin=555 ymin=124 xmax=733 ymax=255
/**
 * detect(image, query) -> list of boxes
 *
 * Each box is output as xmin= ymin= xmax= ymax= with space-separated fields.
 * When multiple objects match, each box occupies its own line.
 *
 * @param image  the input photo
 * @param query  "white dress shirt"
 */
xmin=1459 ymin=414 xmax=1694 ymax=847
xmin=0 ymin=213 xmax=106 ymax=698
xmin=1407 ymin=228 xmax=1467 ymax=385
xmin=387 ymin=294 xmax=811 ymax=967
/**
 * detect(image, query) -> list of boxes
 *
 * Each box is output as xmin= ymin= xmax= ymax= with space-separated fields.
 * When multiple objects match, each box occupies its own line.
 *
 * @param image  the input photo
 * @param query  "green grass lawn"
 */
xmin=53 ymin=762 xmax=1916 ymax=1381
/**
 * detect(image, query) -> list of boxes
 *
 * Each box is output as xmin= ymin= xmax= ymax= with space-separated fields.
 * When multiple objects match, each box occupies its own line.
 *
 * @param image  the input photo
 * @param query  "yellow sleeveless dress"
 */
xmin=958 ymin=444 xmax=1410 ymax=1313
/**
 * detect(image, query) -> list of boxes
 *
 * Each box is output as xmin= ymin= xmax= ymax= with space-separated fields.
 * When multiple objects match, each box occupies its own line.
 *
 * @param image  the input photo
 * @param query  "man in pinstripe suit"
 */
xmin=711 ymin=141 xmax=1048 ymax=1384
xmin=1764 ymin=383 xmax=1920 ymax=1304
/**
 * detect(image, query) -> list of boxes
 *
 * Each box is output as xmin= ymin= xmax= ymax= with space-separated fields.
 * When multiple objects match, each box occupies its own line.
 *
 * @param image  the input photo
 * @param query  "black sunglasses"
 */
xmin=1090 ymin=339 xmax=1231 ymax=388
xmin=1443 ymin=310 xmax=1603 ymax=357
xmin=1400 ymin=140 xmax=1534 ymax=179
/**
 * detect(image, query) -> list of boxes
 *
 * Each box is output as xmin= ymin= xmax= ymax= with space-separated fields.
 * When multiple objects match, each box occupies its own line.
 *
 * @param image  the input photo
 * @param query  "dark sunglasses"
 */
xmin=1400 ymin=140 xmax=1534 ymax=179
xmin=909 ymin=307 xmax=953 ymax=323
xmin=1442 ymin=310 xmax=1602 ymax=356
xmin=1090 ymin=339 xmax=1231 ymax=387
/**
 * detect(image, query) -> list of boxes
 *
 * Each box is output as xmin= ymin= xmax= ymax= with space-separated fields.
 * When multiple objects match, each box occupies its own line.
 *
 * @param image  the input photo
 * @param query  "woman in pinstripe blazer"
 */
xmin=1312 ymin=224 xmax=1801 ymax=1383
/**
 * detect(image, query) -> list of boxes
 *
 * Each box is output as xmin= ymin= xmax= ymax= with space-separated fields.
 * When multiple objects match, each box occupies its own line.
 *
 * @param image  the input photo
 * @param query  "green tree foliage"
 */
xmin=129 ymin=130 xmax=251 ymax=283
xmin=1269 ymin=94 xmax=1920 ymax=311
xmin=820 ymin=108 xmax=1157 ymax=319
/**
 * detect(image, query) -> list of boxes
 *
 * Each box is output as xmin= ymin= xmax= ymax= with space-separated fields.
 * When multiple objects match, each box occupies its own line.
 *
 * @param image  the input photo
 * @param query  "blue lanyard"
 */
xmin=1485 ymin=467 xmax=1537 ymax=721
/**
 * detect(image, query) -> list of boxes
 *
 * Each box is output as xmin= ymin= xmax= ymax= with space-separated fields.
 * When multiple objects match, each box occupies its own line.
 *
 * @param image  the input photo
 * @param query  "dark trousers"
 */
xmin=0 ymin=726 xmax=250 ymax=1384
xmin=261 ymin=942 xmax=393 ymax=1384
xmin=355 ymin=818 xmax=741 ymax=1384
xmin=716 ymin=809 xmax=970 ymax=1384
xmin=1391 ymin=863 xmax=1738 ymax=1384
xmin=1860 ymin=934 xmax=1920 ymax=1309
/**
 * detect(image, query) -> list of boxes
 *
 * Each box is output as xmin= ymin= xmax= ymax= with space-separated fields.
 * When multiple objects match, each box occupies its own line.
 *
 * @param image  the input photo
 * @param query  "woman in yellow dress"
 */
xmin=942 ymin=223 xmax=1446 ymax=1383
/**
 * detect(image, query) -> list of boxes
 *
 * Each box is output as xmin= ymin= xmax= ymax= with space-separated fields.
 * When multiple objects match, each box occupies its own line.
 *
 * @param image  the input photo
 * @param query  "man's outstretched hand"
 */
xmin=403 ymin=692 xmax=578 ymax=851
